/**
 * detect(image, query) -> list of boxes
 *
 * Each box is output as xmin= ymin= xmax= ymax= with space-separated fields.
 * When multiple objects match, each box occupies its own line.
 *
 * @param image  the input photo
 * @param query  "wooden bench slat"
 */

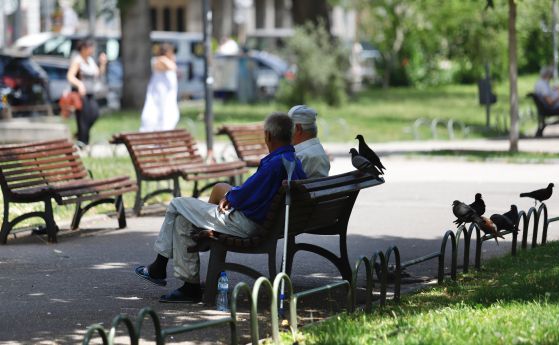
xmin=58 ymin=185 xmax=138 ymax=205
xmin=0 ymin=155 xmax=82 ymax=172
xmin=133 ymin=149 xmax=200 ymax=160
xmin=4 ymin=165 xmax=86 ymax=183
xmin=8 ymin=171 xmax=89 ymax=190
xmin=0 ymin=147 xmax=77 ymax=162
xmin=55 ymin=178 xmax=137 ymax=197
xmin=0 ymin=139 xmax=69 ymax=152
xmin=0 ymin=141 xmax=74 ymax=157
xmin=2 ymin=161 xmax=84 ymax=178
xmin=184 ymin=168 xmax=249 ymax=181
xmin=136 ymin=157 xmax=204 ymax=168
xmin=50 ymin=176 xmax=129 ymax=192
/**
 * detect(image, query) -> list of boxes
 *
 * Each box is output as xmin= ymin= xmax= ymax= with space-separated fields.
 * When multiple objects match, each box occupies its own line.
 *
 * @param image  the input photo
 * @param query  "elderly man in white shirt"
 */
xmin=535 ymin=66 xmax=559 ymax=111
xmin=287 ymin=105 xmax=330 ymax=178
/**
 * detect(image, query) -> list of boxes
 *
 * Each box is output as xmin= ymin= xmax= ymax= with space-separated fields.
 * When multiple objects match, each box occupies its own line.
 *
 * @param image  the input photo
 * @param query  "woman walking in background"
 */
xmin=140 ymin=43 xmax=180 ymax=132
xmin=67 ymin=39 xmax=106 ymax=145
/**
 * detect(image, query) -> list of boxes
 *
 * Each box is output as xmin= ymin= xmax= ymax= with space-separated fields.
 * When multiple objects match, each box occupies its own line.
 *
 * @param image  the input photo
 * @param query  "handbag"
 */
xmin=59 ymin=91 xmax=83 ymax=118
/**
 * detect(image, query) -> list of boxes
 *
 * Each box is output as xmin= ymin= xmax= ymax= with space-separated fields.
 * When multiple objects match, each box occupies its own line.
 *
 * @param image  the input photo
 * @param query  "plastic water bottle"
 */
xmin=216 ymin=271 xmax=229 ymax=311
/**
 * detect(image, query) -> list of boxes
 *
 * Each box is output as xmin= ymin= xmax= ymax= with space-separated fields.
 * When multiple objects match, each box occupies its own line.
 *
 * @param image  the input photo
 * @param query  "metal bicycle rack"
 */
xmin=82 ymin=203 xmax=559 ymax=345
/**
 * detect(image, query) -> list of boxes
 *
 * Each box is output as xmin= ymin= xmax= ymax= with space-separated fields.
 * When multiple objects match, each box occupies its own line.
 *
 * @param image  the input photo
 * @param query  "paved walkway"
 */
xmin=1 ymin=140 xmax=559 ymax=344
xmin=83 ymin=135 xmax=559 ymax=158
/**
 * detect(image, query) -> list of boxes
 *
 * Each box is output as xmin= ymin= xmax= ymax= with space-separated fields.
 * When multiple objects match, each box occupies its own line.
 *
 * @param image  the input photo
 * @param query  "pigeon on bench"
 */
xmin=350 ymin=148 xmax=381 ymax=177
xmin=520 ymin=183 xmax=554 ymax=206
xmin=355 ymin=134 xmax=386 ymax=174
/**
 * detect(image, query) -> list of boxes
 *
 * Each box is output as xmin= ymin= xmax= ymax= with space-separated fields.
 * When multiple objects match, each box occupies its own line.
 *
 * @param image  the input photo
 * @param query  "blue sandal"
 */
xmin=135 ymin=266 xmax=167 ymax=287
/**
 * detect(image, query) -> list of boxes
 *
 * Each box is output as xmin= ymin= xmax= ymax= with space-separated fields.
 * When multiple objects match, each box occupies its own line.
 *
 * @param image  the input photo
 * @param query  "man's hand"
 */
xmin=218 ymin=197 xmax=231 ymax=213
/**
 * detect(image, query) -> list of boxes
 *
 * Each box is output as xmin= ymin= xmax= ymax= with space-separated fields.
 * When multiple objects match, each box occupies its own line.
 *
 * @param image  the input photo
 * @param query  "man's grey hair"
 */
xmin=540 ymin=65 xmax=555 ymax=79
xmin=264 ymin=112 xmax=293 ymax=144
xmin=287 ymin=105 xmax=318 ymax=136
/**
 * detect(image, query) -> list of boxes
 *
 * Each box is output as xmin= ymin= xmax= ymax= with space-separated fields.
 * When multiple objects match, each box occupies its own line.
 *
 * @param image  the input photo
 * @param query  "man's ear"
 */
xmin=264 ymin=130 xmax=271 ymax=143
xmin=295 ymin=123 xmax=303 ymax=133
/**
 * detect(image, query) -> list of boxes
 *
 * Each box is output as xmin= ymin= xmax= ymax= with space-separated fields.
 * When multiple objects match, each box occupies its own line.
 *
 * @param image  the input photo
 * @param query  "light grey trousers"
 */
xmin=153 ymin=197 xmax=261 ymax=283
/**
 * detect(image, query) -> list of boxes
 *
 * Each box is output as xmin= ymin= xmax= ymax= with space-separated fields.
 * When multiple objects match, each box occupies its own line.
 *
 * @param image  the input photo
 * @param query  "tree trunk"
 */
xmin=120 ymin=0 xmax=151 ymax=109
xmin=291 ymin=0 xmax=331 ymax=31
xmin=508 ymin=0 xmax=519 ymax=152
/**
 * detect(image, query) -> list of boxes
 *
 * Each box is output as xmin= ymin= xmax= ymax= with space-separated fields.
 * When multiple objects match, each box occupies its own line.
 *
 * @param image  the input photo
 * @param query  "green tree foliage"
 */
xmin=275 ymin=22 xmax=348 ymax=106
xmin=357 ymin=0 xmax=549 ymax=87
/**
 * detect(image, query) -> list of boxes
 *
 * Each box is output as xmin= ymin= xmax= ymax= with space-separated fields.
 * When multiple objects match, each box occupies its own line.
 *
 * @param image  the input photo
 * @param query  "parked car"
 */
xmin=14 ymin=31 xmax=205 ymax=104
xmin=213 ymin=50 xmax=294 ymax=101
xmin=0 ymin=50 xmax=50 ymax=116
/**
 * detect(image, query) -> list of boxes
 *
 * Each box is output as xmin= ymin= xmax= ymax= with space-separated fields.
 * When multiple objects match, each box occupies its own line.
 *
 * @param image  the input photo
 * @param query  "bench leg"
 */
xmin=0 ymin=202 xmax=10 ymax=244
xmin=115 ymin=195 xmax=126 ymax=228
xmin=133 ymin=180 xmax=143 ymax=216
xmin=192 ymin=181 xmax=199 ymax=198
xmin=339 ymin=233 xmax=352 ymax=281
xmin=70 ymin=202 xmax=83 ymax=230
xmin=536 ymin=116 xmax=545 ymax=137
xmin=44 ymin=199 xmax=58 ymax=243
xmin=268 ymin=245 xmax=278 ymax=279
xmin=203 ymin=246 xmax=227 ymax=305
xmin=173 ymin=177 xmax=181 ymax=197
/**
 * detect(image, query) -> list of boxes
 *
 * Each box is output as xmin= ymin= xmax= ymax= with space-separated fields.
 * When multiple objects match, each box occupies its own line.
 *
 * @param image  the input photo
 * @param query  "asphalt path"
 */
xmin=1 ymin=157 xmax=558 ymax=344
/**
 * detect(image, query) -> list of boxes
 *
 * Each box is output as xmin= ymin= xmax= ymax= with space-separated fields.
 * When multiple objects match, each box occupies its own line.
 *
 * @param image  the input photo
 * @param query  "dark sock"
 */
xmin=179 ymin=282 xmax=202 ymax=297
xmin=148 ymin=254 xmax=168 ymax=279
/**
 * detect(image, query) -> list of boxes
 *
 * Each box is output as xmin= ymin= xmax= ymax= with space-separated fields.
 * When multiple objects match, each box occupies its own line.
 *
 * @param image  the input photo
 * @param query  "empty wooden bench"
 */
xmin=111 ymin=129 xmax=249 ymax=215
xmin=196 ymin=170 xmax=384 ymax=304
xmin=0 ymin=139 xmax=137 ymax=243
xmin=217 ymin=124 xmax=267 ymax=167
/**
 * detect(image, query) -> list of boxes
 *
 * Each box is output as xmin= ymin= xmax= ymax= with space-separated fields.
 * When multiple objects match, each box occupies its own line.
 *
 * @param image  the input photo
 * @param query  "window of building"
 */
xmin=150 ymin=7 xmax=157 ymax=31
xmin=163 ymin=7 xmax=171 ymax=31
xmin=177 ymin=8 xmax=185 ymax=32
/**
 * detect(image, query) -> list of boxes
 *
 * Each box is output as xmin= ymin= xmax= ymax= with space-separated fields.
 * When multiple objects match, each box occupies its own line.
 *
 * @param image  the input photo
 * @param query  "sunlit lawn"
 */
xmin=286 ymin=241 xmax=559 ymax=345
xmin=66 ymin=74 xmax=542 ymax=144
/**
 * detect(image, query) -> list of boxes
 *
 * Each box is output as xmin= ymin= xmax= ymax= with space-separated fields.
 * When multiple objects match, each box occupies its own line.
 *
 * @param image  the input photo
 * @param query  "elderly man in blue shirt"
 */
xmin=135 ymin=113 xmax=307 ymax=303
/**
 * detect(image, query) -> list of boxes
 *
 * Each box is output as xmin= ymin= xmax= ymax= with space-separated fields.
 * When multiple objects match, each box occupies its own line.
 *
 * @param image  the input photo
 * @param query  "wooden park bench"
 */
xmin=217 ymin=123 xmax=268 ymax=167
xmin=195 ymin=170 xmax=384 ymax=304
xmin=111 ymin=129 xmax=249 ymax=215
xmin=0 ymin=139 xmax=137 ymax=243
xmin=527 ymin=92 xmax=559 ymax=137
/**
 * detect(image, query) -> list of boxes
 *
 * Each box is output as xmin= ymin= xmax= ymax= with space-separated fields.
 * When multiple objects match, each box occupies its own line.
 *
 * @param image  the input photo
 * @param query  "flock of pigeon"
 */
xmin=452 ymin=183 xmax=554 ymax=244
xmin=350 ymin=135 xmax=555 ymax=245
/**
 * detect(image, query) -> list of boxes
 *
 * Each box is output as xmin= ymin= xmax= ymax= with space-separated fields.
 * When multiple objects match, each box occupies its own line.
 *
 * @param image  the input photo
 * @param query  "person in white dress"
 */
xmin=140 ymin=43 xmax=180 ymax=132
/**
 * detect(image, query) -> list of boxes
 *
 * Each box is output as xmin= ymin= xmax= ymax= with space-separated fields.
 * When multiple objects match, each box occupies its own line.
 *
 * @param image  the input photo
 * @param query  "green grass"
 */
xmin=291 ymin=241 xmax=559 ymax=345
xmin=69 ymin=74 xmax=542 ymax=144
xmin=407 ymin=150 xmax=559 ymax=163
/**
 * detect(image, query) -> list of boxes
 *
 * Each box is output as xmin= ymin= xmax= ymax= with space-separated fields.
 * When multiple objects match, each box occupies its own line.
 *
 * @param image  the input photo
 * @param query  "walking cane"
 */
xmin=280 ymin=156 xmax=295 ymax=317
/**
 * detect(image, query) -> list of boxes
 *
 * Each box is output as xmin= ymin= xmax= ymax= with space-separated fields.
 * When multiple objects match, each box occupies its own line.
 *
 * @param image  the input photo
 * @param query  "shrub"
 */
xmin=275 ymin=22 xmax=348 ymax=106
